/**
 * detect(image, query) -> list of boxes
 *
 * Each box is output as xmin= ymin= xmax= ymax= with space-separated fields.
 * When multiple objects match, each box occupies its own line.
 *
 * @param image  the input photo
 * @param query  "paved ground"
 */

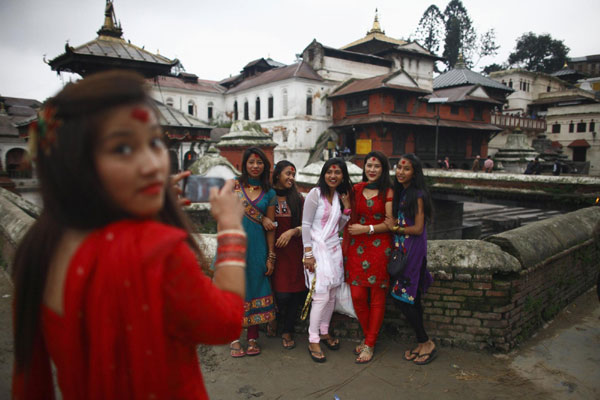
xmin=1 ymin=269 xmax=599 ymax=400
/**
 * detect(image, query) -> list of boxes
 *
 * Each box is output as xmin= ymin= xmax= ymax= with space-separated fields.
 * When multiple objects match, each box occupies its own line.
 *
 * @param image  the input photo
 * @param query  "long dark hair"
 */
xmin=392 ymin=153 xmax=433 ymax=222
xmin=272 ymin=160 xmax=302 ymax=227
xmin=361 ymin=151 xmax=391 ymax=199
xmin=12 ymin=70 xmax=200 ymax=372
xmin=239 ymin=147 xmax=271 ymax=192
xmin=317 ymin=158 xmax=353 ymax=209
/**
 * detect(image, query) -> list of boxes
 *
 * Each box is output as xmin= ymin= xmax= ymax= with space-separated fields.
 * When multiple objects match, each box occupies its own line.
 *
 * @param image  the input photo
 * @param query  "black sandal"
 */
xmin=320 ymin=336 xmax=340 ymax=351
xmin=308 ymin=347 xmax=326 ymax=363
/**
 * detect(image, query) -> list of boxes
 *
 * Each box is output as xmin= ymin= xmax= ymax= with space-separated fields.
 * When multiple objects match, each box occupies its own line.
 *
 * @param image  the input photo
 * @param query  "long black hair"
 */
xmin=239 ymin=147 xmax=271 ymax=192
xmin=317 ymin=158 xmax=353 ymax=209
xmin=392 ymin=153 xmax=433 ymax=222
xmin=12 ymin=70 xmax=200 ymax=372
xmin=272 ymin=160 xmax=303 ymax=227
xmin=361 ymin=151 xmax=391 ymax=199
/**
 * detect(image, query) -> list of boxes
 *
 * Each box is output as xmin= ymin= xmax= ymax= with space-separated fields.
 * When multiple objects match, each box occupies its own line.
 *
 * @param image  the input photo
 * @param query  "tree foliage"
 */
xmin=442 ymin=0 xmax=477 ymax=68
xmin=481 ymin=63 xmax=504 ymax=75
xmin=508 ymin=32 xmax=570 ymax=73
xmin=413 ymin=5 xmax=444 ymax=54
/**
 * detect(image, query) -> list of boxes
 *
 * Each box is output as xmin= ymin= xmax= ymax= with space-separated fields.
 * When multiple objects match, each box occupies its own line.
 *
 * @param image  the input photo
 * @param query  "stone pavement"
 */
xmin=1 ymin=268 xmax=598 ymax=400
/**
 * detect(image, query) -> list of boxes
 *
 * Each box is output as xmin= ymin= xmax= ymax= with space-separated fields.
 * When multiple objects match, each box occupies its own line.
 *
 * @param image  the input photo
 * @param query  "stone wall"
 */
xmin=0 ymin=187 xmax=598 ymax=351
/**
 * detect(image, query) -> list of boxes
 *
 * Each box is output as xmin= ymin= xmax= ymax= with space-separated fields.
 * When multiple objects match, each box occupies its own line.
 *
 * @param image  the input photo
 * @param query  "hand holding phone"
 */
xmin=183 ymin=175 xmax=226 ymax=203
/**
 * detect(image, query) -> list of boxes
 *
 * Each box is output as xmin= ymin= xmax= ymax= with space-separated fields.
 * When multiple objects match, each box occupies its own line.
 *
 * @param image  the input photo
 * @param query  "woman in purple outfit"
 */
xmin=388 ymin=153 xmax=436 ymax=365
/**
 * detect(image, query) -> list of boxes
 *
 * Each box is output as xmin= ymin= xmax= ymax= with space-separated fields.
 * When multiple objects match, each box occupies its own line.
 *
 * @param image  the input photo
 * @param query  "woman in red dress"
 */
xmin=270 ymin=160 xmax=306 ymax=349
xmin=11 ymin=71 xmax=246 ymax=400
xmin=344 ymin=151 xmax=393 ymax=363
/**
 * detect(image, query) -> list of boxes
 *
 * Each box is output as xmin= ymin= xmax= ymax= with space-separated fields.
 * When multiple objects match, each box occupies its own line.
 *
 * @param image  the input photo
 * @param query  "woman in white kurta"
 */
xmin=302 ymin=158 xmax=352 ymax=363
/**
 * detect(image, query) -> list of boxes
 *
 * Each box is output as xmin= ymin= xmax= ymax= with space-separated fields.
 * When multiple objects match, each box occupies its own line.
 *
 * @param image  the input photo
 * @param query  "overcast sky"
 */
xmin=1 ymin=0 xmax=599 ymax=101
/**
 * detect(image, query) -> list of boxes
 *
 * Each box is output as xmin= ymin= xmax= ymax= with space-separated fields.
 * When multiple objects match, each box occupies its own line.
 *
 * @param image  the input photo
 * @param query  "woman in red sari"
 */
xmin=344 ymin=151 xmax=393 ymax=363
xmin=11 ymin=71 xmax=246 ymax=400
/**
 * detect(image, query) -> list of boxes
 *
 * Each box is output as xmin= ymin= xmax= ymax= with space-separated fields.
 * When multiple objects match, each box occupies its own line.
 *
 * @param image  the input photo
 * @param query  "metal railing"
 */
xmin=491 ymin=113 xmax=547 ymax=132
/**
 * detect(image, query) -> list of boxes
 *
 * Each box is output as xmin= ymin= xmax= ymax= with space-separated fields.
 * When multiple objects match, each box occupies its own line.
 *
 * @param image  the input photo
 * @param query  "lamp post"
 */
xmin=428 ymin=97 xmax=448 ymax=164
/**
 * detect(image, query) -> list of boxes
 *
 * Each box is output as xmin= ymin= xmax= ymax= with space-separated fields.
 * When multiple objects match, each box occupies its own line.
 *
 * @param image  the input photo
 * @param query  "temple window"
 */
xmin=244 ymin=100 xmax=249 ymax=120
xmin=569 ymin=122 xmax=574 ymax=133
xmin=166 ymin=97 xmax=174 ymax=107
xmin=590 ymin=121 xmax=595 ymax=132
xmin=255 ymin=97 xmax=261 ymax=120
xmin=187 ymin=100 xmax=196 ymax=116
xmin=268 ymin=96 xmax=274 ymax=118
xmin=233 ymin=101 xmax=238 ymax=121
xmin=346 ymin=96 xmax=369 ymax=115
xmin=306 ymin=90 xmax=313 ymax=116
xmin=473 ymin=106 xmax=483 ymax=121
xmin=577 ymin=122 xmax=586 ymax=132
xmin=450 ymin=105 xmax=460 ymax=115
xmin=208 ymin=102 xmax=213 ymax=120
xmin=552 ymin=123 xmax=561 ymax=133
xmin=394 ymin=95 xmax=408 ymax=113
xmin=282 ymin=89 xmax=288 ymax=116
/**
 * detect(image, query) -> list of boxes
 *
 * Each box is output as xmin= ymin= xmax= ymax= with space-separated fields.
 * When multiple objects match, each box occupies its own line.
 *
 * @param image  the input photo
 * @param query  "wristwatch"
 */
xmin=368 ymin=225 xmax=374 ymax=235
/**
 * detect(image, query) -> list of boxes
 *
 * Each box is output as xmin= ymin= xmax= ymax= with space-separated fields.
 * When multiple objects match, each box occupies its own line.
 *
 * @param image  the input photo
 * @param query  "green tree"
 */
xmin=413 ymin=5 xmax=444 ymax=54
xmin=508 ymin=32 xmax=569 ymax=73
xmin=481 ymin=63 xmax=504 ymax=75
xmin=442 ymin=0 xmax=477 ymax=68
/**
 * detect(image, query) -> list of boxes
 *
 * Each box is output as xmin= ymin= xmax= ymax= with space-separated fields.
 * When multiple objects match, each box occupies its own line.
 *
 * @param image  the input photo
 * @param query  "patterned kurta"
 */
xmin=345 ymin=182 xmax=392 ymax=289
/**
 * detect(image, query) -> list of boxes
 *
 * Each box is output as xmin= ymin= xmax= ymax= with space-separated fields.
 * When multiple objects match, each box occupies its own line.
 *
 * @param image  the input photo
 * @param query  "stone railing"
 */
xmin=1 ymin=188 xmax=598 ymax=351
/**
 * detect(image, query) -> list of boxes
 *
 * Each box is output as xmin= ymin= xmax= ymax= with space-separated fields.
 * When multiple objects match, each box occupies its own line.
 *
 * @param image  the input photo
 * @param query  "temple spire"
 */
xmin=97 ymin=0 xmax=123 ymax=38
xmin=367 ymin=8 xmax=385 ymax=35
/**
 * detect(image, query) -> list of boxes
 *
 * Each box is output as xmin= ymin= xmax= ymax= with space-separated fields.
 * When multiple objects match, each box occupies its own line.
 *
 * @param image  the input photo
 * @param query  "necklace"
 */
xmin=246 ymin=184 xmax=261 ymax=193
xmin=246 ymin=177 xmax=262 ymax=193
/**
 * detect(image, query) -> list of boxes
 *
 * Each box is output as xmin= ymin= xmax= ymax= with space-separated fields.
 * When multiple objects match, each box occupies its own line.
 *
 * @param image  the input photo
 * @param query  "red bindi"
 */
xmin=131 ymin=108 xmax=149 ymax=123
xmin=370 ymin=157 xmax=377 ymax=162
xmin=290 ymin=167 xmax=295 ymax=173
xmin=401 ymin=160 xmax=407 ymax=165
xmin=331 ymin=165 xmax=338 ymax=170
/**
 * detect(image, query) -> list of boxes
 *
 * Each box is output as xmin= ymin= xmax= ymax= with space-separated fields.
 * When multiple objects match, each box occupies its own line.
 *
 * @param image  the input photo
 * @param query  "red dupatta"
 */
xmin=13 ymin=220 xmax=188 ymax=400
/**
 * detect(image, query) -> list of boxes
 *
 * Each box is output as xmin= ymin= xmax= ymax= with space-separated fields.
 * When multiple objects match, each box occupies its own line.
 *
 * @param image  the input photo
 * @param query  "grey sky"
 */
xmin=1 ymin=0 xmax=599 ymax=101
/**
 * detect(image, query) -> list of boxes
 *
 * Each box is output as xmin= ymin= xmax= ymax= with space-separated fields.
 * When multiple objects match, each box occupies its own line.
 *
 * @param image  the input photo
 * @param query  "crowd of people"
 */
xmin=11 ymin=71 xmax=437 ymax=399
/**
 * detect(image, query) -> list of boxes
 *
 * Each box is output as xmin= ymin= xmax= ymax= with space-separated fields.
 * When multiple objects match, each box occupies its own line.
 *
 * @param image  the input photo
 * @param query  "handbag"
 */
xmin=334 ymin=282 xmax=357 ymax=319
xmin=387 ymin=245 xmax=408 ymax=280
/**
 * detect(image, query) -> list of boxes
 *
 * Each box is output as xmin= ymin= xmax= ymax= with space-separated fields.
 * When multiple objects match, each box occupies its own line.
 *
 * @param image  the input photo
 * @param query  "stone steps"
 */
xmin=462 ymin=202 xmax=562 ymax=238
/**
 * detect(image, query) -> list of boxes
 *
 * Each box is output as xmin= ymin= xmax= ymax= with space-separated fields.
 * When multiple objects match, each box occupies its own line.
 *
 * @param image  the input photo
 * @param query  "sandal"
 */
xmin=282 ymin=334 xmax=296 ymax=350
xmin=353 ymin=340 xmax=366 ymax=356
xmin=308 ymin=346 xmax=326 ymax=363
xmin=320 ymin=335 xmax=340 ymax=351
xmin=355 ymin=345 xmax=374 ymax=364
xmin=414 ymin=348 xmax=438 ymax=365
xmin=246 ymin=339 xmax=261 ymax=356
xmin=266 ymin=320 xmax=277 ymax=337
xmin=404 ymin=348 xmax=419 ymax=361
xmin=230 ymin=340 xmax=246 ymax=358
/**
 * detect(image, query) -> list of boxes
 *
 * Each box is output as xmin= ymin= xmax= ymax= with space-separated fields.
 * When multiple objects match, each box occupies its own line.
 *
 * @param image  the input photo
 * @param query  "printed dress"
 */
xmin=234 ymin=179 xmax=277 ymax=326
xmin=390 ymin=190 xmax=433 ymax=304
xmin=345 ymin=182 xmax=392 ymax=289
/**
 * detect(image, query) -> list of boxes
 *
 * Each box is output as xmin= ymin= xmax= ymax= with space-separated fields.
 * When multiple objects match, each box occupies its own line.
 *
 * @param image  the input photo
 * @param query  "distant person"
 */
xmin=553 ymin=160 xmax=561 ymax=176
xmin=11 ymin=71 xmax=246 ymax=399
xmin=471 ymin=155 xmax=481 ymax=172
xmin=484 ymin=156 xmax=494 ymax=173
xmin=525 ymin=157 xmax=542 ymax=175
xmin=443 ymin=156 xmax=450 ymax=170
xmin=437 ymin=159 xmax=443 ymax=169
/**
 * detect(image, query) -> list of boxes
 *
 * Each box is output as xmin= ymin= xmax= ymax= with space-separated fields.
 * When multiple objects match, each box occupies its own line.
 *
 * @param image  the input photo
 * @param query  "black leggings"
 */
xmin=395 ymin=290 xmax=429 ymax=343
xmin=274 ymin=291 xmax=307 ymax=335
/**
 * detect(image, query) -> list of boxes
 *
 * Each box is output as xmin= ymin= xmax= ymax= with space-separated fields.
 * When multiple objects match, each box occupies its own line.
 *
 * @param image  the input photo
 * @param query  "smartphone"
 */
xmin=183 ymin=175 xmax=226 ymax=203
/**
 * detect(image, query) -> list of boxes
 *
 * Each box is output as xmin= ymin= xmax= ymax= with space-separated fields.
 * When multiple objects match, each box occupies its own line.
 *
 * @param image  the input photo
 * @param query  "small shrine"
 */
xmin=214 ymin=121 xmax=277 ymax=171
xmin=492 ymin=128 xmax=539 ymax=173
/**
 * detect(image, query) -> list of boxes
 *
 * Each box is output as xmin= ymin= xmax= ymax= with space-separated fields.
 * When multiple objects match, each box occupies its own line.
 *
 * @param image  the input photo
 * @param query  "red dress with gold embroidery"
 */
xmin=345 ymin=182 xmax=392 ymax=288
xmin=12 ymin=220 xmax=244 ymax=400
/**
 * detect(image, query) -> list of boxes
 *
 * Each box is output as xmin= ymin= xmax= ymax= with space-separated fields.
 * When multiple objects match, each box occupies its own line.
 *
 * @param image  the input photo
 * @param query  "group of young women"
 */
xmin=11 ymin=71 xmax=435 ymax=400
xmin=230 ymin=147 xmax=436 ymax=366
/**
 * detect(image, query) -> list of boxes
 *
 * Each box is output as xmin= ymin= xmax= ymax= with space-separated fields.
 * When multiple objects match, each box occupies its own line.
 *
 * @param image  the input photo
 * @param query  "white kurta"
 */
xmin=301 ymin=187 xmax=350 ymax=294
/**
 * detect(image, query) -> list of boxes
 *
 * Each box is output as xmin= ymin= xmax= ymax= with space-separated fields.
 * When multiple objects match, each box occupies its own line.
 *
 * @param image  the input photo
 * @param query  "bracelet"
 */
xmin=215 ymin=262 xmax=246 ymax=270
xmin=304 ymin=251 xmax=314 ymax=258
xmin=368 ymin=225 xmax=374 ymax=235
xmin=343 ymin=208 xmax=351 ymax=216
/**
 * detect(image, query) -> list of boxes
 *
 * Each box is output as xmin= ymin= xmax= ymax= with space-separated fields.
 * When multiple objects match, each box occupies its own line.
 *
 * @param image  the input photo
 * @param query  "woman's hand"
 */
xmin=303 ymin=256 xmax=316 ymax=273
xmin=262 ymin=216 xmax=276 ymax=231
xmin=265 ymin=258 xmax=275 ymax=276
xmin=275 ymin=229 xmax=296 ymax=248
xmin=210 ymin=179 xmax=243 ymax=231
xmin=348 ymin=223 xmax=368 ymax=236
xmin=171 ymin=170 xmax=192 ymax=206
xmin=384 ymin=216 xmax=396 ymax=230
xmin=340 ymin=192 xmax=351 ymax=210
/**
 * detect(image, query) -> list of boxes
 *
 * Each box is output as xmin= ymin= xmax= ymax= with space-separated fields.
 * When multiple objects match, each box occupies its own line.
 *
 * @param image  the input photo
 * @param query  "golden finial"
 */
xmin=368 ymin=8 xmax=384 ymax=35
